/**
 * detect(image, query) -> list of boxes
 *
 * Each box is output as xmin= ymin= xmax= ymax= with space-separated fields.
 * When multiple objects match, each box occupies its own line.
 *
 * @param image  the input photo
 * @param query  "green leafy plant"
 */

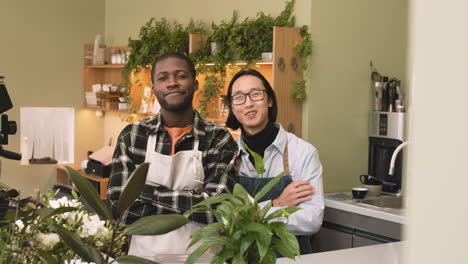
xmin=121 ymin=0 xmax=312 ymax=117
xmin=0 ymin=189 xmax=105 ymax=264
xmin=122 ymin=18 xmax=208 ymax=112
xmin=193 ymin=0 xmax=303 ymax=115
xmin=184 ymin=172 xmax=301 ymax=264
xmin=56 ymin=162 xmax=190 ymax=264
xmin=291 ymin=25 xmax=313 ymax=101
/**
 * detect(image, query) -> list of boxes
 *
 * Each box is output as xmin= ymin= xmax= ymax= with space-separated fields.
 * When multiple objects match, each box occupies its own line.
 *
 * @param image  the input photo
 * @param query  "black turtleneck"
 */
xmin=242 ymin=122 xmax=279 ymax=166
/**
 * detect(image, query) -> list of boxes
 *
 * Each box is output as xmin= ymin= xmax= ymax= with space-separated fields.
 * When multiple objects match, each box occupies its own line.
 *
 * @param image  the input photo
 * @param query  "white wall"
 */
xmin=404 ymin=0 xmax=468 ymax=263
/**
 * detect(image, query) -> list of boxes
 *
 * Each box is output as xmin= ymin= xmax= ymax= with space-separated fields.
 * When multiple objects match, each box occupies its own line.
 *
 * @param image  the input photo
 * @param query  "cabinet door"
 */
xmin=313 ymin=222 xmax=353 ymax=252
xmin=352 ymin=229 xmax=397 ymax=248
xmin=353 ymin=234 xmax=382 ymax=248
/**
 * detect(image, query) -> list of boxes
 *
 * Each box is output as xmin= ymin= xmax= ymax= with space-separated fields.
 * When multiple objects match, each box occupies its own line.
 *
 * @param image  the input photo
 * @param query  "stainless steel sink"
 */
xmin=358 ymin=196 xmax=405 ymax=209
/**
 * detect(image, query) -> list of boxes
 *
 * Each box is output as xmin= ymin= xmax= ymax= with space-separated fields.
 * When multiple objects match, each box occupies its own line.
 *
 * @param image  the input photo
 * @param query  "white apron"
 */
xmin=128 ymin=132 xmax=206 ymax=258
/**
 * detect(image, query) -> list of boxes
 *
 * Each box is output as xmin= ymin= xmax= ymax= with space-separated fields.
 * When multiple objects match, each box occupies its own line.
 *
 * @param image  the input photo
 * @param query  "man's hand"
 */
xmin=272 ymin=180 xmax=315 ymax=207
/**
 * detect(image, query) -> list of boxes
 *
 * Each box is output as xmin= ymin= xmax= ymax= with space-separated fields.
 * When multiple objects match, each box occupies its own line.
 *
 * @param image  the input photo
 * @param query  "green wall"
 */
xmin=103 ymin=0 xmax=408 ymax=193
xmin=0 ymin=0 xmax=407 ymax=196
xmin=0 ymin=0 xmax=105 ymax=196
xmin=308 ymin=0 xmax=408 ymax=192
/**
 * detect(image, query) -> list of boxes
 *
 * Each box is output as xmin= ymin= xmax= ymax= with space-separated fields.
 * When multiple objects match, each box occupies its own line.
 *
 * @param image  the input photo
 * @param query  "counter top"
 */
xmin=325 ymin=193 xmax=406 ymax=224
xmin=278 ymin=241 xmax=403 ymax=264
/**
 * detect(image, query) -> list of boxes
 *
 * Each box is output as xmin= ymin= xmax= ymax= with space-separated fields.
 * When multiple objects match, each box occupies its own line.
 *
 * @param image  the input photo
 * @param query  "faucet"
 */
xmin=389 ymin=141 xmax=409 ymax=176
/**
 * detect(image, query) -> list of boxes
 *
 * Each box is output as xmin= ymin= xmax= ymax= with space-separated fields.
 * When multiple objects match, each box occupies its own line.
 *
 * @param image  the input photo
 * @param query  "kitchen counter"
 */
xmin=325 ymin=193 xmax=406 ymax=224
xmin=278 ymin=241 xmax=403 ymax=264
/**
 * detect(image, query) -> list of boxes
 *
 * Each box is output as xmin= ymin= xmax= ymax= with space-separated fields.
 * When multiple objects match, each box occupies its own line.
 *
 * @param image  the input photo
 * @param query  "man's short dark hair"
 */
xmin=225 ymin=69 xmax=278 ymax=130
xmin=151 ymin=52 xmax=196 ymax=82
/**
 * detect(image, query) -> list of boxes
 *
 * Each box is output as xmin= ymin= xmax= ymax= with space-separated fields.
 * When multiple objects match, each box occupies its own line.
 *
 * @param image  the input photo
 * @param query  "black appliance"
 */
xmin=85 ymin=159 xmax=111 ymax=178
xmin=368 ymin=112 xmax=405 ymax=195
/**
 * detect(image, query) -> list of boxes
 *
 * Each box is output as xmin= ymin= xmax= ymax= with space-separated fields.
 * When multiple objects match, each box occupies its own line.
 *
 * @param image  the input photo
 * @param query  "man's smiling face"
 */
xmin=153 ymin=57 xmax=198 ymax=112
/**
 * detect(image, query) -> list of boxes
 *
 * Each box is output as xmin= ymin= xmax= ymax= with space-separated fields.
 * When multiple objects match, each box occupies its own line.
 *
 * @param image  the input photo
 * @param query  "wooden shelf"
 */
xmin=201 ymin=60 xmax=273 ymax=66
xmin=85 ymin=64 xmax=125 ymax=69
xmin=56 ymin=165 xmax=109 ymax=200
xmin=84 ymin=106 xmax=129 ymax=113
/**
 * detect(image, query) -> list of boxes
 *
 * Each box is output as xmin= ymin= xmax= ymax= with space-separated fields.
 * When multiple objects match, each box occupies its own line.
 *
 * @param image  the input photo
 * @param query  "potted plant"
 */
xmin=184 ymin=172 xmax=301 ymax=264
xmin=0 ymin=163 xmax=189 ymax=264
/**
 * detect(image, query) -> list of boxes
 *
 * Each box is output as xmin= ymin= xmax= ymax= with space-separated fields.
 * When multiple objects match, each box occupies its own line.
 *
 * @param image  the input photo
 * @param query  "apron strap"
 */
xmin=283 ymin=143 xmax=289 ymax=176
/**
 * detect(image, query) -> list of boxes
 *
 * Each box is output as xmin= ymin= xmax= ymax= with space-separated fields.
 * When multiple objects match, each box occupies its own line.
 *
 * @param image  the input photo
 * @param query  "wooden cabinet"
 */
xmin=190 ymin=26 xmax=304 ymax=136
xmin=56 ymin=164 xmax=109 ymax=200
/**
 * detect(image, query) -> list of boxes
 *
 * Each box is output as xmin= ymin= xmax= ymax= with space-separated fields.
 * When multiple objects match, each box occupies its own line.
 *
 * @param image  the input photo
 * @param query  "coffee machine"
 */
xmin=368 ymin=111 xmax=405 ymax=195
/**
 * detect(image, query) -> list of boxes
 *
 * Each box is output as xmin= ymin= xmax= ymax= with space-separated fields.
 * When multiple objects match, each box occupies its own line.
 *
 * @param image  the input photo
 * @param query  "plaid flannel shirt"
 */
xmin=107 ymin=110 xmax=238 ymax=225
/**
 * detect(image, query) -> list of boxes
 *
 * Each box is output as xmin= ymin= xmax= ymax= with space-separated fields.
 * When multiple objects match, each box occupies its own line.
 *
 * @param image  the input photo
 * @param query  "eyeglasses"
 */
xmin=231 ymin=90 xmax=267 ymax=105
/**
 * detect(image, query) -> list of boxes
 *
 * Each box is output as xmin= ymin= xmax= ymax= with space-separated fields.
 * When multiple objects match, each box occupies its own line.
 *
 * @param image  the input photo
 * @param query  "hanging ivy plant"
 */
xmin=122 ymin=0 xmax=312 ymax=117
xmin=122 ymin=19 xmax=207 ymax=112
xmin=192 ymin=0 xmax=298 ymax=116
xmin=291 ymin=25 xmax=313 ymax=101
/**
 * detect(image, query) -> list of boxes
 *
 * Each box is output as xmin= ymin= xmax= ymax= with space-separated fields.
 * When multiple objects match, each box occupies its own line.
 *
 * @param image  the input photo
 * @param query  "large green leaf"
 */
xmin=273 ymin=224 xmax=300 ymax=258
xmin=259 ymin=248 xmax=277 ymax=264
xmin=240 ymin=233 xmax=256 ymax=255
xmin=116 ymin=255 xmax=160 ymax=264
xmin=65 ymin=166 xmax=112 ymax=221
xmin=89 ymin=247 xmax=106 ymax=264
xmin=255 ymin=231 xmax=271 ymax=262
xmin=211 ymin=248 xmax=233 ymax=264
xmin=272 ymin=237 xmax=297 ymax=259
xmin=188 ymin=236 xmax=232 ymax=264
xmin=258 ymin=201 xmax=272 ymax=221
xmin=192 ymin=193 xmax=232 ymax=208
xmin=263 ymin=206 xmax=301 ymax=222
xmin=233 ymin=183 xmax=252 ymax=205
xmin=185 ymin=244 xmax=212 ymax=264
xmin=183 ymin=206 xmax=215 ymax=218
xmin=38 ymin=207 xmax=79 ymax=218
xmin=117 ymin=163 xmax=150 ymax=217
xmin=243 ymin=143 xmax=265 ymax=174
xmin=253 ymin=171 xmax=284 ymax=201
xmin=123 ymin=214 xmax=189 ymax=235
xmin=244 ymin=222 xmax=271 ymax=234
xmin=187 ymin=222 xmax=224 ymax=249
xmin=50 ymin=223 xmax=95 ymax=263
xmin=232 ymin=254 xmax=247 ymax=264
xmin=36 ymin=249 xmax=58 ymax=264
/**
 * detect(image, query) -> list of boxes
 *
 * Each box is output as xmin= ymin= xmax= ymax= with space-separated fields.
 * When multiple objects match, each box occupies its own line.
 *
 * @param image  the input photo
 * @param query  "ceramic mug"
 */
xmin=360 ymin=174 xmax=382 ymax=185
xmin=363 ymin=184 xmax=382 ymax=197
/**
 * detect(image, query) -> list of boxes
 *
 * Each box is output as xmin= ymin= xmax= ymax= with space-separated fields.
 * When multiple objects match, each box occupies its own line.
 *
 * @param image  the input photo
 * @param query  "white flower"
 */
xmin=49 ymin=196 xmax=82 ymax=209
xmin=80 ymin=214 xmax=109 ymax=238
xmin=65 ymin=211 xmax=85 ymax=225
xmin=221 ymin=216 xmax=229 ymax=227
xmin=95 ymin=241 xmax=104 ymax=247
xmin=15 ymin=219 xmax=24 ymax=231
xmin=36 ymin=232 xmax=60 ymax=250
xmin=247 ymin=193 xmax=255 ymax=204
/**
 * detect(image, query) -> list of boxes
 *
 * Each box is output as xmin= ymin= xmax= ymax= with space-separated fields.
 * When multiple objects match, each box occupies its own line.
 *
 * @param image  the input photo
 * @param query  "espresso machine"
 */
xmin=368 ymin=111 xmax=405 ymax=195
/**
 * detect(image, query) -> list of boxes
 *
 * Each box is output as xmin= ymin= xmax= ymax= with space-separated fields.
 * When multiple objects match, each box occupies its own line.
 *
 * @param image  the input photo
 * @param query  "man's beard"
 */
xmin=156 ymin=90 xmax=195 ymax=113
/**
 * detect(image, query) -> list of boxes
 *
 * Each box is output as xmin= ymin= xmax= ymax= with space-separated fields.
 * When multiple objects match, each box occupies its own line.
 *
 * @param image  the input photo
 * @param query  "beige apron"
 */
xmin=128 ymin=132 xmax=205 ymax=257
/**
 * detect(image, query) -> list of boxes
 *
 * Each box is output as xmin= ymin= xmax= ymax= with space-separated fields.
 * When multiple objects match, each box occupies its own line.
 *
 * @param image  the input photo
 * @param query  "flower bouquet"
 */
xmin=0 ymin=163 xmax=189 ymax=264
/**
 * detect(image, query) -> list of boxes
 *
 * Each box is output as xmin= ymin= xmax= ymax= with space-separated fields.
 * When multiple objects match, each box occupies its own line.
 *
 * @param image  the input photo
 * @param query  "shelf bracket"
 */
xmin=278 ymin=57 xmax=285 ymax=70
